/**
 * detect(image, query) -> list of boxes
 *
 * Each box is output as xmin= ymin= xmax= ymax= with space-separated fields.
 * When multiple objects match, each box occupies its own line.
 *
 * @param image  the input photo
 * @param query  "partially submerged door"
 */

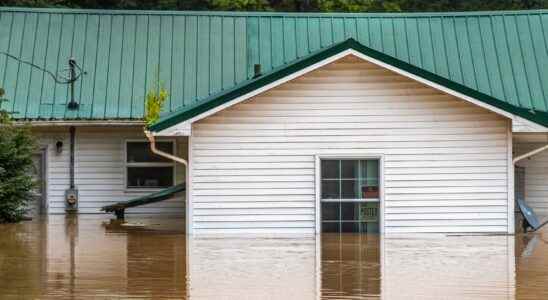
xmin=30 ymin=150 xmax=46 ymax=215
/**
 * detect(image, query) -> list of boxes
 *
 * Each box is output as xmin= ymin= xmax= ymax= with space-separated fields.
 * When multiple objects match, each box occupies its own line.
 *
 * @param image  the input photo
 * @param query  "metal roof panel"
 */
xmin=1 ymin=7 xmax=548 ymax=121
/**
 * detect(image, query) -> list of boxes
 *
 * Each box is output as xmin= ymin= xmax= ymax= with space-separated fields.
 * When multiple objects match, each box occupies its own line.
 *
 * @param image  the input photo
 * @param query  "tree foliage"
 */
xmin=1 ymin=0 xmax=548 ymax=11
xmin=0 ymin=88 xmax=36 ymax=223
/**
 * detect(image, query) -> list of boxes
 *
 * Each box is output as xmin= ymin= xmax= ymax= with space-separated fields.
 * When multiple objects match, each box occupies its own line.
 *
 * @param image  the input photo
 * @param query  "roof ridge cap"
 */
xmin=2 ymin=6 xmax=548 ymax=17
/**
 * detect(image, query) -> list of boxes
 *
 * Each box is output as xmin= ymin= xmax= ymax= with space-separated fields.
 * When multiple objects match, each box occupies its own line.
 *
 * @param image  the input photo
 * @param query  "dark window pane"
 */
xmin=341 ymin=222 xmax=380 ymax=233
xmin=341 ymin=160 xmax=359 ymax=178
xmin=341 ymin=180 xmax=359 ymax=199
xmin=127 ymin=142 xmax=173 ymax=163
xmin=341 ymin=222 xmax=360 ymax=233
xmin=360 ymin=160 xmax=379 ymax=186
xmin=321 ymin=222 xmax=340 ymax=233
xmin=341 ymin=202 xmax=360 ymax=221
xmin=127 ymin=167 xmax=173 ymax=188
xmin=321 ymin=180 xmax=340 ymax=199
xmin=364 ymin=222 xmax=379 ymax=233
xmin=322 ymin=202 xmax=340 ymax=221
xmin=321 ymin=160 xmax=339 ymax=179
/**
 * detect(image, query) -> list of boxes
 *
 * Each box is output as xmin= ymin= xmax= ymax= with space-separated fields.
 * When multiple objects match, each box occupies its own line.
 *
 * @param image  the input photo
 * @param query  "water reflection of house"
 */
xmin=320 ymin=234 xmax=380 ymax=298
xmin=382 ymin=235 xmax=515 ymax=299
xmin=1 ymin=216 xmax=527 ymax=299
xmin=43 ymin=216 xmax=186 ymax=298
xmin=187 ymin=237 xmax=317 ymax=299
xmin=515 ymin=230 xmax=548 ymax=299
xmin=0 ymin=221 xmax=46 ymax=299
xmin=125 ymin=231 xmax=186 ymax=298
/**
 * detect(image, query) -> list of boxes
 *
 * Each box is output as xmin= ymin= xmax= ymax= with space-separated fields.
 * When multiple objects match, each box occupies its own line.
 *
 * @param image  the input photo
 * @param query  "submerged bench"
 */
xmin=101 ymin=183 xmax=186 ymax=219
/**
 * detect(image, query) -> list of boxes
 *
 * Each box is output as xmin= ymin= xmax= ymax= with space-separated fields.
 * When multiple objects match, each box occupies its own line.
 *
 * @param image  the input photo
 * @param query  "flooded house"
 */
xmin=2 ymin=7 xmax=548 ymax=235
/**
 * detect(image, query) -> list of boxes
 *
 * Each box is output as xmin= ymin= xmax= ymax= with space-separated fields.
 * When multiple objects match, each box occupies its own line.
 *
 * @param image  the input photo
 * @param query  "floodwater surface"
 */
xmin=0 ymin=215 xmax=547 ymax=299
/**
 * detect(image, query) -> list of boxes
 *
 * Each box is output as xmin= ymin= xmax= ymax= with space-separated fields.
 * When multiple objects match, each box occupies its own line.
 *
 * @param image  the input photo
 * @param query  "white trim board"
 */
xmin=156 ymin=49 xmax=548 ymax=136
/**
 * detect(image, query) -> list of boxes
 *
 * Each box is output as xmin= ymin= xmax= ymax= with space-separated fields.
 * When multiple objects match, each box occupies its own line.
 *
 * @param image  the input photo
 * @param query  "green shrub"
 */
xmin=0 ymin=88 xmax=36 ymax=223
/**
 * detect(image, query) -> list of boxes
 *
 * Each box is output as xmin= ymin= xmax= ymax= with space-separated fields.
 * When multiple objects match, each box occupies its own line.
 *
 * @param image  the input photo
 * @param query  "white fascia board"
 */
xmin=156 ymin=122 xmax=191 ymax=136
xmin=158 ymin=48 xmax=548 ymax=135
xmin=512 ymin=118 xmax=548 ymax=132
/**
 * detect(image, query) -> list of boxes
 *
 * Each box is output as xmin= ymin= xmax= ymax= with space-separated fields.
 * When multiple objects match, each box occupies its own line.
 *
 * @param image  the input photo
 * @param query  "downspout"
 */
xmin=69 ymin=126 xmax=76 ymax=189
xmin=144 ymin=130 xmax=188 ymax=167
xmin=145 ymin=130 xmax=190 ymax=234
xmin=513 ymin=144 xmax=548 ymax=164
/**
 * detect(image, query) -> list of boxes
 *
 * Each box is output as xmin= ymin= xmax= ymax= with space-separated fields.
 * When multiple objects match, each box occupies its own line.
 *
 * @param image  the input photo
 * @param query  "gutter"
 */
xmin=144 ymin=130 xmax=188 ymax=167
xmin=15 ymin=120 xmax=145 ymax=127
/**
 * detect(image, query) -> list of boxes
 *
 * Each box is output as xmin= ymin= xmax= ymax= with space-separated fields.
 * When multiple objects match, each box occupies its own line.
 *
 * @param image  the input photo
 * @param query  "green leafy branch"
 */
xmin=144 ymin=78 xmax=169 ymax=127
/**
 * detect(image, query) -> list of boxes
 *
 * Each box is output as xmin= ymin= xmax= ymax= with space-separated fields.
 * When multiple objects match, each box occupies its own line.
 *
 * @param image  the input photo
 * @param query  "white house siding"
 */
xmin=190 ymin=55 xmax=511 ymax=234
xmin=34 ymin=126 xmax=187 ymax=214
xmin=514 ymin=133 xmax=548 ymax=218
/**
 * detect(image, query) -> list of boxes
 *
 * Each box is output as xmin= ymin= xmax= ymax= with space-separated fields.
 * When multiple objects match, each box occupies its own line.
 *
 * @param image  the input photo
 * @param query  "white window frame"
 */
xmin=124 ymin=139 xmax=177 ymax=191
xmin=315 ymin=155 xmax=385 ymax=234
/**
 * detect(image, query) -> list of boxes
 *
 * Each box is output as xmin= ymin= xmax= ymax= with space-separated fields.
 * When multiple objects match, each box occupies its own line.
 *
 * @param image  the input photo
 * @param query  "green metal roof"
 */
xmin=2 ymin=7 xmax=548 ymax=122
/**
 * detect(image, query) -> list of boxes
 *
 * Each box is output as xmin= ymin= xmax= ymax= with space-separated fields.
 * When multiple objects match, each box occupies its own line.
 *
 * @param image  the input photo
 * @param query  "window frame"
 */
xmin=315 ymin=155 xmax=384 ymax=234
xmin=124 ymin=139 xmax=177 ymax=191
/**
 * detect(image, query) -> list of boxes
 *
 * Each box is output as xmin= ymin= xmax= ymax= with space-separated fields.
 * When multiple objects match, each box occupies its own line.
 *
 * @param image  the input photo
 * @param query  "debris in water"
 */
xmin=121 ymin=222 xmax=146 ymax=227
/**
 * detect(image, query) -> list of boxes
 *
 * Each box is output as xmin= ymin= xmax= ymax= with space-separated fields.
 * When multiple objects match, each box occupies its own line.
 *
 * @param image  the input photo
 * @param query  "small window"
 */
xmin=126 ymin=141 xmax=175 ymax=189
xmin=320 ymin=159 xmax=380 ymax=233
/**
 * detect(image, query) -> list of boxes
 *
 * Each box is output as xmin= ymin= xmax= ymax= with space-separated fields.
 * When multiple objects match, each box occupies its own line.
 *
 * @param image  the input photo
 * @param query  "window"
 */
xmin=126 ymin=141 xmax=175 ymax=189
xmin=320 ymin=159 xmax=380 ymax=233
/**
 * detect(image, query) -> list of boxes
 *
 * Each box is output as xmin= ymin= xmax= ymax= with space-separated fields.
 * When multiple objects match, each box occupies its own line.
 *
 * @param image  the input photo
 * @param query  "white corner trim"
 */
xmin=187 ymin=134 xmax=194 ymax=235
xmin=506 ymin=122 xmax=515 ymax=234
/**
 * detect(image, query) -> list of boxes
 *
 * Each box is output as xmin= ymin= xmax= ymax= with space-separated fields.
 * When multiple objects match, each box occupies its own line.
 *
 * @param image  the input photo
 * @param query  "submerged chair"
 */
xmin=517 ymin=197 xmax=548 ymax=232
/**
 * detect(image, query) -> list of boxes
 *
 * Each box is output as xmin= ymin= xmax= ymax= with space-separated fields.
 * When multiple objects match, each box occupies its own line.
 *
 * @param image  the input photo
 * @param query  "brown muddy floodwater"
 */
xmin=0 ymin=215 xmax=547 ymax=300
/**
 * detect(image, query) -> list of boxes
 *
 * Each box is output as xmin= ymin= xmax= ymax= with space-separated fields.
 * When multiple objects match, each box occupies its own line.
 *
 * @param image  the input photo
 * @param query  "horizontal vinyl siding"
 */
xmin=515 ymin=134 xmax=548 ymax=217
xmin=36 ymin=127 xmax=187 ymax=214
xmin=191 ymin=56 xmax=510 ymax=234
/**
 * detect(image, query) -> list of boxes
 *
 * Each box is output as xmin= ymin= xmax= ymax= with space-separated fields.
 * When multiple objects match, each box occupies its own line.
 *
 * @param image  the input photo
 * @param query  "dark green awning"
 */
xmin=101 ymin=183 xmax=185 ymax=213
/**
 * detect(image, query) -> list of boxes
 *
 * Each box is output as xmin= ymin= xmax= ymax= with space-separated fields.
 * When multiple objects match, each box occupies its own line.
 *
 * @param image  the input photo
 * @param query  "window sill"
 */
xmin=321 ymin=198 xmax=380 ymax=202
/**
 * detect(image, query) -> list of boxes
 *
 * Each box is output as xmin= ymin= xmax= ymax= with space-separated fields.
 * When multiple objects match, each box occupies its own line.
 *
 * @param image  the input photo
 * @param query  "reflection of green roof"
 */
xmin=2 ymin=7 xmax=548 ymax=123
xmin=149 ymin=38 xmax=548 ymax=131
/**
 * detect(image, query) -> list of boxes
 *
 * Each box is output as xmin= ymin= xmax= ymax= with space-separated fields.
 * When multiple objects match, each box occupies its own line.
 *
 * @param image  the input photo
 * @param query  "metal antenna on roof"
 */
xmin=67 ymin=58 xmax=79 ymax=110
xmin=0 ymin=52 xmax=86 ymax=109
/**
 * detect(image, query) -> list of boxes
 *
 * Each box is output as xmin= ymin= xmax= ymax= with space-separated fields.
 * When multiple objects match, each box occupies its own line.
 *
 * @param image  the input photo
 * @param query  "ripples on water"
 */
xmin=0 ymin=215 xmax=547 ymax=299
